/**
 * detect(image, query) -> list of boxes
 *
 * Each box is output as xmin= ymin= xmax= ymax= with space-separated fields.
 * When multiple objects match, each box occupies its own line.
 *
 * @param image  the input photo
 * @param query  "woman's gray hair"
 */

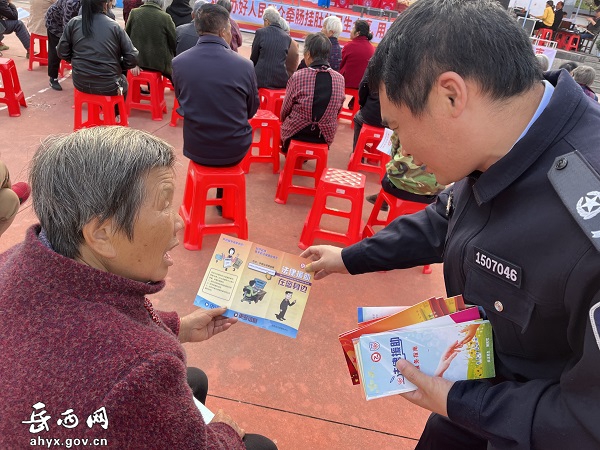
xmin=535 ymin=54 xmax=549 ymax=72
xmin=322 ymin=16 xmax=342 ymax=38
xmin=572 ymin=65 xmax=596 ymax=87
xmin=262 ymin=5 xmax=280 ymax=25
xmin=280 ymin=17 xmax=290 ymax=33
xmin=143 ymin=0 xmax=165 ymax=9
xmin=30 ymin=126 xmax=175 ymax=259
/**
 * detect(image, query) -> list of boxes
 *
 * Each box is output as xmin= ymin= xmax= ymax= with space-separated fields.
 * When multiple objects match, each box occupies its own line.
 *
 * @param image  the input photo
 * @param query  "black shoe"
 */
xmin=366 ymin=194 xmax=389 ymax=211
xmin=25 ymin=51 xmax=29 ymax=59
xmin=49 ymin=78 xmax=62 ymax=91
xmin=216 ymin=205 xmax=223 ymax=216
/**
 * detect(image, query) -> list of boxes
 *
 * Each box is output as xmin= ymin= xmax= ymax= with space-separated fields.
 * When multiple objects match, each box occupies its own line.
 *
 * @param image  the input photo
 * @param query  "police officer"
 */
xmin=300 ymin=0 xmax=600 ymax=448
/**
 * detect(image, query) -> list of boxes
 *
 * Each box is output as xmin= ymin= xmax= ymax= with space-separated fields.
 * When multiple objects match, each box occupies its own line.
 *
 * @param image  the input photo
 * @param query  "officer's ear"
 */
xmin=434 ymin=71 xmax=468 ymax=119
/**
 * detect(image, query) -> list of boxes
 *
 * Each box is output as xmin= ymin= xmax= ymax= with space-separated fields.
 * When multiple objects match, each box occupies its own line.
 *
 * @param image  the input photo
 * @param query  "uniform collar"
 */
xmin=472 ymin=70 xmax=585 ymax=205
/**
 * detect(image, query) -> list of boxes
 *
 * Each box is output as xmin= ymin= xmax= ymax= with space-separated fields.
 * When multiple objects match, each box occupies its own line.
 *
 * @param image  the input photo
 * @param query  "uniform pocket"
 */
xmin=464 ymin=265 xmax=534 ymax=357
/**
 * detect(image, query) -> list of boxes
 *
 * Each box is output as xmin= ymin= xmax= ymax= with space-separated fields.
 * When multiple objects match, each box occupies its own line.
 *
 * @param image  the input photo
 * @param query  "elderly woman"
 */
xmin=280 ymin=32 xmax=345 ymax=153
xmin=298 ymin=15 xmax=342 ymax=71
xmin=0 ymin=127 xmax=277 ymax=450
xmin=280 ymin=18 xmax=298 ymax=78
xmin=126 ymin=0 xmax=177 ymax=81
xmin=250 ymin=6 xmax=291 ymax=89
xmin=572 ymin=65 xmax=598 ymax=101
xmin=339 ymin=19 xmax=374 ymax=90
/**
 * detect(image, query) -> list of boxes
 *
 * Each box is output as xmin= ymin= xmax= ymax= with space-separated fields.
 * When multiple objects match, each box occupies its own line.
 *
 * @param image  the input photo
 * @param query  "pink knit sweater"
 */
xmin=0 ymin=225 xmax=244 ymax=449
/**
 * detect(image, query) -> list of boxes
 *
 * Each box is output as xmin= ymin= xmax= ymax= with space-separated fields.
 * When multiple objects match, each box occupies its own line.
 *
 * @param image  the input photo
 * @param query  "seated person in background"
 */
xmin=172 ymin=4 xmax=259 ymax=213
xmin=298 ymin=15 xmax=342 ymax=71
xmin=0 ymin=160 xmax=30 ymax=238
xmin=0 ymin=0 xmax=30 ymax=55
xmin=280 ymin=18 xmax=299 ymax=78
xmin=572 ymin=65 xmax=597 ymax=100
xmin=45 ymin=0 xmax=83 ymax=91
xmin=217 ymin=0 xmax=242 ymax=52
xmin=536 ymin=53 xmax=550 ymax=71
xmin=369 ymin=131 xmax=445 ymax=210
xmin=0 ymin=126 xmax=277 ymax=450
xmin=280 ymin=32 xmax=345 ymax=153
xmin=175 ymin=0 xmax=204 ymax=55
xmin=27 ymin=0 xmax=53 ymax=41
xmin=578 ymin=9 xmax=600 ymax=42
xmin=250 ymin=6 xmax=290 ymax=89
xmin=353 ymin=67 xmax=383 ymax=150
xmin=339 ymin=19 xmax=375 ymax=90
xmin=126 ymin=0 xmax=177 ymax=81
xmin=559 ymin=60 xmax=577 ymax=72
xmin=122 ymin=0 xmax=141 ymax=23
xmin=58 ymin=0 xmax=138 ymax=118
xmin=166 ymin=0 xmax=191 ymax=27
xmin=551 ymin=1 xmax=564 ymax=32
xmin=533 ymin=0 xmax=554 ymax=30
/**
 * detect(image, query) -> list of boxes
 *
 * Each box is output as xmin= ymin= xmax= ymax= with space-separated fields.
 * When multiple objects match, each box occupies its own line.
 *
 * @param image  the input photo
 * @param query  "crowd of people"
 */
xmin=2 ymin=0 xmax=600 ymax=448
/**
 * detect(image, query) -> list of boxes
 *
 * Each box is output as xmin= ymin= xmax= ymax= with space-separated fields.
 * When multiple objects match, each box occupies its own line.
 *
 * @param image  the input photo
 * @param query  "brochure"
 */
xmin=194 ymin=234 xmax=312 ymax=338
xmin=354 ymin=320 xmax=495 ymax=400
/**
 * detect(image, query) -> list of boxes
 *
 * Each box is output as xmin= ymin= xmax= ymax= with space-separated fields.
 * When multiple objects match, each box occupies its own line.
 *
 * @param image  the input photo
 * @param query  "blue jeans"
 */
xmin=0 ymin=19 xmax=30 ymax=51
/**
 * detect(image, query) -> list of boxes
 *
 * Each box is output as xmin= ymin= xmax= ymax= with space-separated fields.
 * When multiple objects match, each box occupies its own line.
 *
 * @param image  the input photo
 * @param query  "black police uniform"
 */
xmin=341 ymin=70 xmax=600 ymax=449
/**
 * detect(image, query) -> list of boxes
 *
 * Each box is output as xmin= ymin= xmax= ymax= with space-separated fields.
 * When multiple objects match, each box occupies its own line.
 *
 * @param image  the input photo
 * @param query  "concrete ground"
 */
xmin=0 ymin=10 xmax=447 ymax=449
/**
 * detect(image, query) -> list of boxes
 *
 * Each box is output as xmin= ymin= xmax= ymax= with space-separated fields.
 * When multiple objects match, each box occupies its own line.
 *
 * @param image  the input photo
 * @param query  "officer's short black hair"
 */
xmin=249 ymin=280 xmax=256 ymax=286
xmin=195 ymin=3 xmax=229 ymax=35
xmin=285 ymin=290 xmax=293 ymax=295
xmin=304 ymin=32 xmax=331 ymax=63
xmin=369 ymin=0 xmax=543 ymax=115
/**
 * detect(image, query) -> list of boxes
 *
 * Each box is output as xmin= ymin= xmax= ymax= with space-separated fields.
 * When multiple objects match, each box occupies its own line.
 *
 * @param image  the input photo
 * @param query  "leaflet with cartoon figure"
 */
xmin=194 ymin=234 xmax=312 ymax=338
xmin=354 ymin=320 xmax=495 ymax=400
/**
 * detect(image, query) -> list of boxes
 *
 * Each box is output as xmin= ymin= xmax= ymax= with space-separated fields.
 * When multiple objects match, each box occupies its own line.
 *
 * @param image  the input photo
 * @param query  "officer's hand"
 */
xmin=396 ymin=359 xmax=454 ymax=417
xmin=300 ymin=245 xmax=349 ymax=280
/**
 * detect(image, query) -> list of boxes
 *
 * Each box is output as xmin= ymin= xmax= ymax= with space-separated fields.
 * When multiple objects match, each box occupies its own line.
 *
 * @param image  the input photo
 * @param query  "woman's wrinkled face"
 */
xmin=106 ymin=167 xmax=183 ymax=283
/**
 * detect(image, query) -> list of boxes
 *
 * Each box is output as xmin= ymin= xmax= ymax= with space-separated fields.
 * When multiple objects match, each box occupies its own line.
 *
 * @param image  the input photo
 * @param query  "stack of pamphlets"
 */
xmin=194 ymin=235 xmax=313 ymax=338
xmin=339 ymin=296 xmax=495 ymax=400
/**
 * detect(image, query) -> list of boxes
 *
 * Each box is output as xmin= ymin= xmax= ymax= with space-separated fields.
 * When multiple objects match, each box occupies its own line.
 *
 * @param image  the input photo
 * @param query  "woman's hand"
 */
xmin=130 ymin=66 xmax=141 ymax=76
xmin=179 ymin=307 xmax=237 ymax=343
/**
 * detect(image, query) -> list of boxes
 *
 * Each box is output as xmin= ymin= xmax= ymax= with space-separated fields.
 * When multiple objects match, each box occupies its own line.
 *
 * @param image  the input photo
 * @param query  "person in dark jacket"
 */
xmin=175 ymin=0 xmax=204 ymax=55
xmin=126 ymin=0 xmax=176 ymax=80
xmin=58 ymin=0 xmax=138 ymax=116
xmin=172 ymin=3 xmax=258 ymax=211
xmin=301 ymin=0 xmax=600 ymax=448
xmin=166 ymin=0 xmax=191 ymax=27
xmin=250 ymin=6 xmax=290 ymax=89
xmin=0 ymin=0 xmax=30 ymax=55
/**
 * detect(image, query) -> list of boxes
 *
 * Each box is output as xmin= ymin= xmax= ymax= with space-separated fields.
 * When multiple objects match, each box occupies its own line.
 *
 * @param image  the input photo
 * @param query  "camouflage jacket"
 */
xmin=386 ymin=131 xmax=445 ymax=196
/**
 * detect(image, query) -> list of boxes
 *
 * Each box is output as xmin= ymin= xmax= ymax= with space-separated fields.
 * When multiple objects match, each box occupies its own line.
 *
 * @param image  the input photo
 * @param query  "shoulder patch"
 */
xmin=589 ymin=302 xmax=600 ymax=351
xmin=548 ymin=151 xmax=600 ymax=252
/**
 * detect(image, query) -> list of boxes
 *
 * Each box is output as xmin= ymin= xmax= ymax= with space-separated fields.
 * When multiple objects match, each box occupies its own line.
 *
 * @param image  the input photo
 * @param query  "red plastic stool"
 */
xmin=0 ymin=58 xmax=27 ymax=117
xmin=170 ymin=96 xmax=182 ymax=127
xmin=179 ymin=161 xmax=248 ymax=250
xmin=163 ymin=78 xmax=174 ymax=91
xmin=362 ymin=188 xmax=432 ymax=274
xmin=242 ymin=109 xmax=281 ymax=173
xmin=298 ymin=168 xmax=366 ymax=249
xmin=28 ymin=34 xmax=48 ymax=71
xmin=259 ymin=88 xmax=286 ymax=118
xmin=535 ymin=28 xmax=553 ymax=40
xmin=73 ymin=89 xmax=128 ymax=130
xmin=348 ymin=124 xmax=390 ymax=175
xmin=59 ymin=60 xmax=72 ymax=77
xmin=275 ymin=140 xmax=329 ymax=204
xmin=338 ymin=88 xmax=360 ymax=127
xmin=563 ymin=34 xmax=580 ymax=52
xmin=126 ymin=70 xmax=167 ymax=120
